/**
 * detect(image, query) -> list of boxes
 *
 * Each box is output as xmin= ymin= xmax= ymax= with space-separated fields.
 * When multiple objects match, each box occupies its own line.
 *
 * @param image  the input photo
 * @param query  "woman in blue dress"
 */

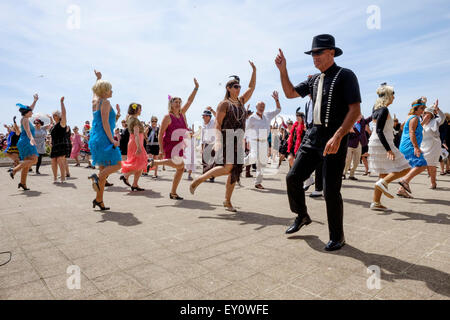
xmin=397 ymin=98 xmax=428 ymax=198
xmin=10 ymin=94 xmax=40 ymax=191
xmin=88 ymin=70 xmax=122 ymax=211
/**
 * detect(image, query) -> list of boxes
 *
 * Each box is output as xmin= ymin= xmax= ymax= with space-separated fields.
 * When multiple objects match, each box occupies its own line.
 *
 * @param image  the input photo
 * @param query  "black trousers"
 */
xmin=202 ymin=143 xmax=215 ymax=174
xmin=286 ymin=138 xmax=348 ymax=241
xmin=36 ymin=154 xmax=44 ymax=172
xmin=315 ymin=163 xmax=323 ymax=192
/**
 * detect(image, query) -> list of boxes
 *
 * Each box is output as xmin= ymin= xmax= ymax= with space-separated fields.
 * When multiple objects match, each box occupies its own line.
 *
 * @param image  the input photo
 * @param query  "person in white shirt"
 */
xmin=244 ymin=91 xmax=282 ymax=189
xmin=201 ymin=107 xmax=216 ymax=182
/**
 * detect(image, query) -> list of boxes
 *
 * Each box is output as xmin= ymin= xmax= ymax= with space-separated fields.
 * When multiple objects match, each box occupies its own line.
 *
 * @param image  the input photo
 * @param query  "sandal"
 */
xmin=398 ymin=180 xmax=412 ymax=194
xmin=397 ymin=189 xmax=413 ymax=199
xmin=223 ymin=201 xmax=237 ymax=213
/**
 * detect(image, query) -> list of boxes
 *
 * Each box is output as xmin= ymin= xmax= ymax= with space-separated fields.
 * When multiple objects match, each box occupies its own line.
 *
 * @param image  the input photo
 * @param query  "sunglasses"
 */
xmin=151 ymin=121 xmax=157 ymax=123
xmin=232 ymin=85 xmax=241 ymax=89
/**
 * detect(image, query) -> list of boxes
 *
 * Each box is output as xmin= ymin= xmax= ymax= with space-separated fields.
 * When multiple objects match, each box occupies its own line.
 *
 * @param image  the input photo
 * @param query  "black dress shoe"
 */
xmin=285 ymin=215 xmax=312 ymax=234
xmin=105 ymin=181 xmax=114 ymax=187
xmin=324 ymin=238 xmax=346 ymax=251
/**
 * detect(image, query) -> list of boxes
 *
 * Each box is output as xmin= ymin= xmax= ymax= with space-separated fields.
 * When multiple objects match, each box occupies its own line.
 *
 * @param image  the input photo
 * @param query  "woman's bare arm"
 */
xmin=181 ymin=78 xmax=199 ymax=114
xmin=60 ymin=97 xmax=67 ymax=128
xmin=240 ymin=61 xmax=256 ymax=104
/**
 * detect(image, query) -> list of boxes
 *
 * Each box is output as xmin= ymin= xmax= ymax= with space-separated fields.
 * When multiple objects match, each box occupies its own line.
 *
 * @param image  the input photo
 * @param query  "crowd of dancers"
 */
xmin=2 ymin=34 xmax=449 ymax=251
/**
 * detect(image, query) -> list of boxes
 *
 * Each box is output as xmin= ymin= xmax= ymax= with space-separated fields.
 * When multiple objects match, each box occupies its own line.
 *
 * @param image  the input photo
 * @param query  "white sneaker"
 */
xmin=370 ymin=202 xmax=392 ymax=212
xmin=303 ymin=176 xmax=315 ymax=191
xmin=375 ymin=179 xmax=394 ymax=199
xmin=310 ymin=191 xmax=323 ymax=198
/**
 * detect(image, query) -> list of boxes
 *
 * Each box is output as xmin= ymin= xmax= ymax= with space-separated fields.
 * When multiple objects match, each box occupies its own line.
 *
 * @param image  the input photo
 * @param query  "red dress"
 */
xmin=121 ymin=117 xmax=149 ymax=173
xmin=163 ymin=113 xmax=188 ymax=160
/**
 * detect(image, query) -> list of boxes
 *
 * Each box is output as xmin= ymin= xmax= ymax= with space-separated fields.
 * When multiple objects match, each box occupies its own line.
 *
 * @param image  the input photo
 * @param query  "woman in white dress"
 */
xmin=421 ymin=100 xmax=445 ymax=189
xmin=368 ymin=83 xmax=411 ymax=211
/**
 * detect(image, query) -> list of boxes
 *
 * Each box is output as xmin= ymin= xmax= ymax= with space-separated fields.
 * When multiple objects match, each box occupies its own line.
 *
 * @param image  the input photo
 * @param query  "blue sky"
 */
xmin=1 ymin=0 xmax=450 ymax=131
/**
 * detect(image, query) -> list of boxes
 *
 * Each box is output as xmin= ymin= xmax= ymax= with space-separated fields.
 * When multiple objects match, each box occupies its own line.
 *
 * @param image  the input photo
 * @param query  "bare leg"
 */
xmin=402 ymin=166 xmax=427 ymax=183
xmin=18 ymin=156 xmax=37 ymax=186
xmin=132 ymin=170 xmax=143 ymax=187
xmin=362 ymin=156 xmax=369 ymax=174
xmin=429 ymin=166 xmax=437 ymax=188
xmin=171 ymin=164 xmax=185 ymax=195
xmin=225 ymin=174 xmax=236 ymax=202
xmin=191 ymin=164 xmax=233 ymax=190
xmin=51 ymin=158 xmax=58 ymax=181
xmin=65 ymin=158 xmax=70 ymax=176
xmin=96 ymin=163 xmax=122 ymax=202
xmin=57 ymin=157 xmax=66 ymax=182
xmin=440 ymin=161 xmax=445 ymax=174
xmin=373 ymin=174 xmax=388 ymax=203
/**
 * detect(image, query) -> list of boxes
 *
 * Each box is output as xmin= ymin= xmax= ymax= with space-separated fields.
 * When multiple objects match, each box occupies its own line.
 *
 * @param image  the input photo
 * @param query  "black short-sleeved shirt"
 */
xmin=294 ymin=63 xmax=361 ymax=149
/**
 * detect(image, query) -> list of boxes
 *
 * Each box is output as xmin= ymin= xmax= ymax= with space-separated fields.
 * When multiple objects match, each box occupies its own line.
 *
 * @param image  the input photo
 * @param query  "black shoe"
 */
xmin=285 ymin=215 xmax=312 ymax=234
xmin=120 ymin=175 xmax=131 ymax=187
xmin=105 ymin=181 xmax=114 ymax=187
xmin=10 ymin=171 xmax=15 ymax=180
xmin=92 ymin=199 xmax=110 ymax=211
xmin=348 ymin=176 xmax=358 ymax=181
xmin=36 ymin=171 xmax=41 ymax=175
xmin=169 ymin=193 xmax=183 ymax=200
xmin=209 ymin=177 xmax=215 ymax=183
xmin=131 ymin=186 xmax=145 ymax=192
xmin=88 ymin=174 xmax=100 ymax=192
xmin=18 ymin=183 xmax=30 ymax=191
xmin=325 ymin=238 xmax=346 ymax=251
xmin=66 ymin=174 xmax=71 ymax=178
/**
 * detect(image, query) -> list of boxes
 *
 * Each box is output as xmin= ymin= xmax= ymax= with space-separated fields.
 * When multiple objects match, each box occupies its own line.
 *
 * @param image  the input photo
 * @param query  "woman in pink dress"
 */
xmin=154 ymin=78 xmax=199 ymax=200
xmin=70 ymin=126 xmax=83 ymax=166
xmin=120 ymin=103 xmax=150 ymax=191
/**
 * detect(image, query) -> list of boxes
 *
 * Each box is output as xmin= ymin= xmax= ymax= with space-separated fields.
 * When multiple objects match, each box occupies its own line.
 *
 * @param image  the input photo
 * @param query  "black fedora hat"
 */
xmin=304 ymin=34 xmax=343 ymax=57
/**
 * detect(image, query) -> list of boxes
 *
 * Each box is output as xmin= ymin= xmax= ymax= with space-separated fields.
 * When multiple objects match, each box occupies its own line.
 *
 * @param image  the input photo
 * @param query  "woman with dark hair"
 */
xmin=64 ymin=125 xmax=72 ymax=178
xmin=33 ymin=116 xmax=52 ymax=174
xmin=152 ymin=79 xmax=199 ymax=200
xmin=145 ymin=116 xmax=160 ymax=179
xmin=10 ymin=94 xmax=40 ymax=190
xmin=190 ymin=62 xmax=256 ymax=212
xmin=397 ymin=97 xmax=428 ymax=198
xmin=49 ymin=97 xmax=68 ymax=183
xmin=287 ymin=110 xmax=306 ymax=168
xmin=88 ymin=70 xmax=122 ymax=211
xmin=120 ymin=103 xmax=150 ymax=191
xmin=3 ymin=119 xmax=21 ymax=168
xmin=278 ymin=126 xmax=289 ymax=168
xmin=119 ymin=119 xmax=130 ymax=161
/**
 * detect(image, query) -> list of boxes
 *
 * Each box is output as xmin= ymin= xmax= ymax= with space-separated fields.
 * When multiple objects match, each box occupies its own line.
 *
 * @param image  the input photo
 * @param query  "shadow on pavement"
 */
xmin=288 ymin=235 xmax=450 ymax=298
xmin=199 ymin=211 xmax=325 ymax=230
xmin=98 ymin=211 xmax=142 ymax=227
xmin=156 ymin=199 xmax=220 ymax=211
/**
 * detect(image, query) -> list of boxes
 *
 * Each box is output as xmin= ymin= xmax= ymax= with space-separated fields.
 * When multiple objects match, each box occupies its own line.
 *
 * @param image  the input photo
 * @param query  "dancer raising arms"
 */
xmin=153 ymin=78 xmax=199 ymax=200
xmin=421 ymin=100 xmax=445 ymax=189
xmin=49 ymin=97 xmax=68 ymax=183
xmin=367 ymin=83 xmax=411 ymax=211
xmin=3 ymin=119 xmax=21 ymax=168
xmin=10 ymin=94 xmax=40 ymax=191
xmin=88 ymin=70 xmax=122 ymax=210
xmin=120 ymin=103 xmax=149 ymax=191
xmin=190 ymin=61 xmax=257 ymax=212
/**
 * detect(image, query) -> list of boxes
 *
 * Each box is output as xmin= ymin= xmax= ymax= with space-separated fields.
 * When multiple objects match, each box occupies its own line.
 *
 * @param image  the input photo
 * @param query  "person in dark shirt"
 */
xmin=439 ymin=113 xmax=450 ymax=174
xmin=119 ymin=119 xmax=130 ymax=160
xmin=275 ymin=34 xmax=361 ymax=251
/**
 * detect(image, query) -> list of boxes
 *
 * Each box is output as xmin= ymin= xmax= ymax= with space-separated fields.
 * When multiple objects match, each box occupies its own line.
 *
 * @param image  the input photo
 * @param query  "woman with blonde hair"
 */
xmin=420 ymin=99 xmax=445 ymax=189
xmin=190 ymin=62 xmax=257 ymax=212
xmin=367 ymin=83 xmax=410 ymax=211
xmin=88 ymin=70 xmax=122 ymax=210
xmin=397 ymin=97 xmax=428 ymax=198
xmin=153 ymin=78 xmax=199 ymax=200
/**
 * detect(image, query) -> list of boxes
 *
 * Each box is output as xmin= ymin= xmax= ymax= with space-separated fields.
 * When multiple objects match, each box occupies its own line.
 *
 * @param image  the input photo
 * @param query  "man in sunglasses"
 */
xmin=275 ymin=34 xmax=361 ymax=251
xmin=201 ymin=107 xmax=217 ymax=182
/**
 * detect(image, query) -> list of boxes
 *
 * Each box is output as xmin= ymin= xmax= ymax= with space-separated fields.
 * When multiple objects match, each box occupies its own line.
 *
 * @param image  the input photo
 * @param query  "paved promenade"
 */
xmin=0 ymin=161 xmax=449 ymax=300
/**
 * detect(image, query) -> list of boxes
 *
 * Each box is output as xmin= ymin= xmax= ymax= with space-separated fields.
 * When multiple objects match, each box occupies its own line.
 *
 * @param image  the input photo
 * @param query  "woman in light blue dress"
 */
xmin=397 ymin=98 xmax=428 ymax=198
xmin=88 ymin=70 xmax=122 ymax=211
xmin=10 ymin=94 xmax=40 ymax=191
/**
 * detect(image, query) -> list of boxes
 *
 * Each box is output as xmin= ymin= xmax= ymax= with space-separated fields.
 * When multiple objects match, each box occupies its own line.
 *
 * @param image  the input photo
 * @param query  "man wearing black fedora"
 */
xmin=275 ymin=34 xmax=362 ymax=251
